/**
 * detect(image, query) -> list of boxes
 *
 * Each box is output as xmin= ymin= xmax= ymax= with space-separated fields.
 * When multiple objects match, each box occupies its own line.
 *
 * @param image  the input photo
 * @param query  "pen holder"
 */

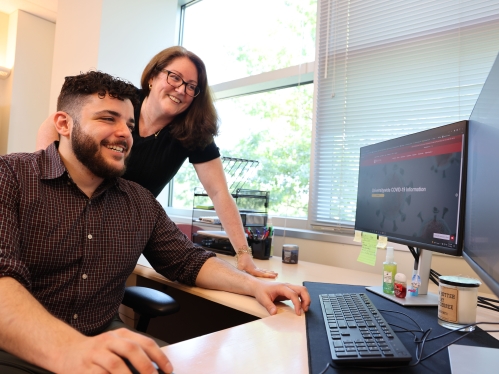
xmin=249 ymin=237 xmax=272 ymax=260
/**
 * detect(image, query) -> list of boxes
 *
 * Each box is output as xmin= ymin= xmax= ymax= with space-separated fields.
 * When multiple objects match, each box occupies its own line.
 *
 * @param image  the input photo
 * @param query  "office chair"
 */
xmin=122 ymin=223 xmax=191 ymax=333
xmin=122 ymin=286 xmax=180 ymax=333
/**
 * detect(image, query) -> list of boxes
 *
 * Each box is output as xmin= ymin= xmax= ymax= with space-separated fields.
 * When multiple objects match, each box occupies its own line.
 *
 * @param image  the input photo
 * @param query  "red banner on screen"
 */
xmin=360 ymin=135 xmax=463 ymax=167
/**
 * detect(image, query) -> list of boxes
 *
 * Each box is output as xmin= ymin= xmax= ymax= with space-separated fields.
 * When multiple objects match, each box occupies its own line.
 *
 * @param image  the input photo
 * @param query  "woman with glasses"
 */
xmin=36 ymin=46 xmax=277 ymax=279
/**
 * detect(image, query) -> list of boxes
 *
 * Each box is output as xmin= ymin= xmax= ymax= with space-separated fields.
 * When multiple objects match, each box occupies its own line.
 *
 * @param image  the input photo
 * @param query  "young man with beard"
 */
xmin=0 ymin=71 xmax=310 ymax=374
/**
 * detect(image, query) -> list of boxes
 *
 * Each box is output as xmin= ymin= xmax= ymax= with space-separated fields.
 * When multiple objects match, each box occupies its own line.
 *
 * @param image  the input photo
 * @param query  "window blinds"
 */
xmin=310 ymin=0 xmax=499 ymax=229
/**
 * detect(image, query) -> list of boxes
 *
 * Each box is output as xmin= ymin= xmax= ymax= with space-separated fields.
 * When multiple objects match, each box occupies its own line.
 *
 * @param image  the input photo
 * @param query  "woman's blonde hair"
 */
xmin=141 ymin=46 xmax=219 ymax=150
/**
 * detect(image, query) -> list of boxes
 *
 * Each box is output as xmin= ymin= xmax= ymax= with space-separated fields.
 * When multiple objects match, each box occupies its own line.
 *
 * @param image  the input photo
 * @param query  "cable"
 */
xmin=378 ymin=309 xmax=423 ymax=333
xmin=408 ymin=246 xmax=441 ymax=286
xmin=478 ymin=296 xmax=499 ymax=313
xmin=318 ymin=362 xmax=332 ymax=374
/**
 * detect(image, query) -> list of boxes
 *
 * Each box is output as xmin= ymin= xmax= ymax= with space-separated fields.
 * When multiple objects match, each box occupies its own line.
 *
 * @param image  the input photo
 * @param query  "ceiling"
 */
xmin=0 ymin=0 xmax=57 ymax=22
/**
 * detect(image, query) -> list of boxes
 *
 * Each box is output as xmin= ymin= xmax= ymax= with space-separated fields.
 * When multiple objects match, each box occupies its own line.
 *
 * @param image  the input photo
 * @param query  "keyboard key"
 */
xmin=336 ymin=352 xmax=358 ymax=357
xmin=359 ymin=351 xmax=382 ymax=357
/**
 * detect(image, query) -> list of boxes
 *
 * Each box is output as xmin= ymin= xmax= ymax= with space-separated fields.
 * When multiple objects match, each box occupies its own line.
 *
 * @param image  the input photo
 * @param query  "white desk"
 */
xmin=133 ymin=255 xmax=499 ymax=374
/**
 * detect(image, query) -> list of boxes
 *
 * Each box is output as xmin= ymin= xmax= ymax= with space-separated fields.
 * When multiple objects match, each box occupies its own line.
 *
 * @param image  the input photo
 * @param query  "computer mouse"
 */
xmin=123 ymin=357 xmax=167 ymax=374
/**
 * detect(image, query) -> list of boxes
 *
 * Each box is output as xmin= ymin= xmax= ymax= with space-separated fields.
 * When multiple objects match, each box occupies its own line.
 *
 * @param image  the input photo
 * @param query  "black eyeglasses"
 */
xmin=161 ymin=69 xmax=201 ymax=98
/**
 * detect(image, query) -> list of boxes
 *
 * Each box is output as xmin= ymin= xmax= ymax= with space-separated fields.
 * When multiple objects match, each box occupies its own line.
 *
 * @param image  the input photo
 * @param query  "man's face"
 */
xmin=70 ymin=94 xmax=135 ymax=179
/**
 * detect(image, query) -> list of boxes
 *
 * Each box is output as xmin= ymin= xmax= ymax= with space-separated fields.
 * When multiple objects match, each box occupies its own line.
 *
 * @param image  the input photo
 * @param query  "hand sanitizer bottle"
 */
xmin=383 ymin=246 xmax=397 ymax=294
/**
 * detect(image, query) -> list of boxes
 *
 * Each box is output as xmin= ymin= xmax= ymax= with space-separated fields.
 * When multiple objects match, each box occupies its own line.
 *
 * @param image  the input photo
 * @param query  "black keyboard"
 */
xmin=319 ymin=293 xmax=412 ymax=366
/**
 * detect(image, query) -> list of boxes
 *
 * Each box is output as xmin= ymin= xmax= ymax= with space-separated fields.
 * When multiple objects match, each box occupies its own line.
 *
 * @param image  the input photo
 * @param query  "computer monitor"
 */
xmin=354 ymin=120 xmax=468 ymax=305
xmin=463 ymin=51 xmax=499 ymax=299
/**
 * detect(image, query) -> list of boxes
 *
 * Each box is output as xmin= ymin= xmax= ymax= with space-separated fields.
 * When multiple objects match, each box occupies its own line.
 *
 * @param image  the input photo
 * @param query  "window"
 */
xmin=310 ymin=0 xmax=499 ymax=229
xmin=181 ymin=0 xmax=316 ymax=85
xmin=163 ymin=0 xmax=317 ymax=218
xmin=171 ymin=85 xmax=313 ymax=217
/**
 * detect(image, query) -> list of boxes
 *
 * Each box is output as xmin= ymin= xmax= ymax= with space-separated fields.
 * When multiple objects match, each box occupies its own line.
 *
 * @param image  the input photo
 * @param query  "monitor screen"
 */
xmin=354 ymin=121 xmax=468 ymax=256
xmin=463 ymin=51 xmax=499 ymax=298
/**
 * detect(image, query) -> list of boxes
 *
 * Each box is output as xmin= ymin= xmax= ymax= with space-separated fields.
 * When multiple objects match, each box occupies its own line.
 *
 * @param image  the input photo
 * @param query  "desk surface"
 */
xmin=134 ymin=254 xmax=499 ymax=374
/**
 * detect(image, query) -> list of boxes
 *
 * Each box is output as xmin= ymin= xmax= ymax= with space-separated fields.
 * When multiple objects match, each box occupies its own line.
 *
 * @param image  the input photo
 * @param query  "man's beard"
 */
xmin=71 ymin=119 xmax=129 ymax=179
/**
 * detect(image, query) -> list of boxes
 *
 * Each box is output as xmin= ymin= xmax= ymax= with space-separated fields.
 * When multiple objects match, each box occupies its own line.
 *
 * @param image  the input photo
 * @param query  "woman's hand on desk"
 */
xmin=252 ymin=281 xmax=311 ymax=316
xmin=236 ymin=252 xmax=278 ymax=279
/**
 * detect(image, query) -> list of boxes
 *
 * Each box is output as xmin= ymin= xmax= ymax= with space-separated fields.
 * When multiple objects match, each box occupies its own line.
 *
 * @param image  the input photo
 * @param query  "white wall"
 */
xmin=99 ymin=0 xmax=181 ymax=86
xmin=48 ymin=0 xmax=102 ymax=113
xmin=0 ymin=11 xmax=8 ymax=65
xmin=5 ymin=10 xmax=55 ymax=154
xmin=0 ymin=11 xmax=10 ymax=154
xmin=49 ymin=0 xmax=181 ymax=112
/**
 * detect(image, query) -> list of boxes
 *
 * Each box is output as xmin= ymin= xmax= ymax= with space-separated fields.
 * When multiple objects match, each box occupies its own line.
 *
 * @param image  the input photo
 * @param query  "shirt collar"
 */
xmin=40 ymin=141 xmax=67 ymax=180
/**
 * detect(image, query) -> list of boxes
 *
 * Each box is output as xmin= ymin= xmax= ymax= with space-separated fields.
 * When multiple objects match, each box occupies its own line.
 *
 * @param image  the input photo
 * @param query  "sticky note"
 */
xmin=377 ymin=235 xmax=388 ymax=249
xmin=354 ymin=230 xmax=362 ymax=243
xmin=357 ymin=232 xmax=378 ymax=266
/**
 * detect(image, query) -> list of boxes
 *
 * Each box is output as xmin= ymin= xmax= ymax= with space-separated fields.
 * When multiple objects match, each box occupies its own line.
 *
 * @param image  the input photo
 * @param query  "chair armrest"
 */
xmin=122 ymin=286 xmax=180 ymax=318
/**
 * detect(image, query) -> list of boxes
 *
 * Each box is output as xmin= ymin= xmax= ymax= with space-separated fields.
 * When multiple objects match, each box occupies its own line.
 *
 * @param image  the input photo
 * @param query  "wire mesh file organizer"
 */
xmin=192 ymin=156 xmax=261 ymax=207
xmin=191 ymin=157 xmax=270 ymax=256
xmin=222 ymin=157 xmax=259 ymax=193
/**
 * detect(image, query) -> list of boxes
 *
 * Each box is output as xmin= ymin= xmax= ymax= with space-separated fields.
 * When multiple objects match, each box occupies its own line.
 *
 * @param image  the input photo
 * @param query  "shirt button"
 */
xmin=73 ymin=314 xmax=78 ymax=320
xmin=87 ymin=234 xmax=93 ymax=239
xmin=82 ymin=274 xmax=88 ymax=280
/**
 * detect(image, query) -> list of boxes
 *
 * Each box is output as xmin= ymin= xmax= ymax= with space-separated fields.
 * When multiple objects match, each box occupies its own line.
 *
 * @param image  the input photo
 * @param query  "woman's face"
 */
xmin=148 ymin=56 xmax=198 ymax=121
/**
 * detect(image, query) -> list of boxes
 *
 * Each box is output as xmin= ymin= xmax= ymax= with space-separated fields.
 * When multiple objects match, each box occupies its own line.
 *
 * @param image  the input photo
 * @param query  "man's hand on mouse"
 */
xmin=57 ymin=328 xmax=173 ymax=374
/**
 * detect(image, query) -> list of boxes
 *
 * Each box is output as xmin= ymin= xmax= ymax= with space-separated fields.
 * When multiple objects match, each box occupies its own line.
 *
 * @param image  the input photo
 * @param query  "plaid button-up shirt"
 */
xmin=0 ymin=143 xmax=215 ymax=335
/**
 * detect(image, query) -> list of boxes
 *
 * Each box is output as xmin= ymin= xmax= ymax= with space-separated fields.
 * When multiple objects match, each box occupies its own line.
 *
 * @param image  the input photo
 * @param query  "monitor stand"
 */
xmin=366 ymin=248 xmax=439 ymax=306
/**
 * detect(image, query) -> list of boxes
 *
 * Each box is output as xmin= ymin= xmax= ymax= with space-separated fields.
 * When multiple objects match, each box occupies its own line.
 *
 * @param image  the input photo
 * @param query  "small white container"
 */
xmin=438 ymin=275 xmax=481 ymax=331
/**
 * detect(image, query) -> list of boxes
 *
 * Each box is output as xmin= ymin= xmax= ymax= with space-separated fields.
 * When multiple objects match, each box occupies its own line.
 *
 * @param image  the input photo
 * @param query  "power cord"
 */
xmin=477 ymin=296 xmax=499 ymax=313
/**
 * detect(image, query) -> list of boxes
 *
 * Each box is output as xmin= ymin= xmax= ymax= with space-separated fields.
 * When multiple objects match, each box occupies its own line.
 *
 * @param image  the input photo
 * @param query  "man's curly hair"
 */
xmin=57 ymin=71 xmax=139 ymax=119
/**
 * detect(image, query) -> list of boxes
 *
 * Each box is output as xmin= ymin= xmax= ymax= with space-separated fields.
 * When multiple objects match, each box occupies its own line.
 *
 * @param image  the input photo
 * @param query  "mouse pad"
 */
xmin=303 ymin=281 xmax=499 ymax=374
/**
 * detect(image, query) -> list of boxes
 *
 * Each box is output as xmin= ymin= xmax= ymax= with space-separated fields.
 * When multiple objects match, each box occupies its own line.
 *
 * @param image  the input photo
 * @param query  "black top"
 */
xmin=123 ymin=90 xmax=220 ymax=197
